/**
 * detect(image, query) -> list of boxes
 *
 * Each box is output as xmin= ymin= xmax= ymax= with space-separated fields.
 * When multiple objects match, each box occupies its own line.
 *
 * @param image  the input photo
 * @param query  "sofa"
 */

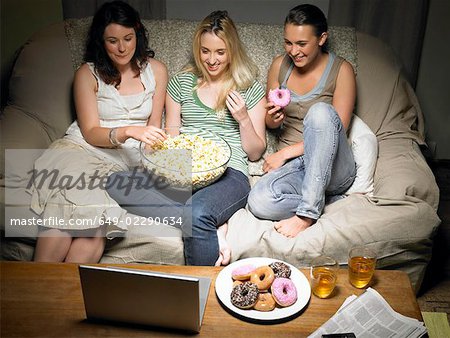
xmin=0 ymin=17 xmax=440 ymax=292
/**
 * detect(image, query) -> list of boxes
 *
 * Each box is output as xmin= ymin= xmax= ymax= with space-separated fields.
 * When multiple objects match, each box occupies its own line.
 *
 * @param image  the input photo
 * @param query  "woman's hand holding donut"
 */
xmin=265 ymin=101 xmax=284 ymax=129
xmin=266 ymin=101 xmax=285 ymax=122
xmin=226 ymin=90 xmax=250 ymax=124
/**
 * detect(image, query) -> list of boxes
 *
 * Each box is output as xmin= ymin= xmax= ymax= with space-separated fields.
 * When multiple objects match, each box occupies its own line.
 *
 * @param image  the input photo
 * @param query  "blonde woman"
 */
xmin=107 ymin=10 xmax=266 ymax=266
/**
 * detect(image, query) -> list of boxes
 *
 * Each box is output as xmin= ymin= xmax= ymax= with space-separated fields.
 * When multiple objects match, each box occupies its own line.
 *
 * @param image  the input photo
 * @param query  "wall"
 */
xmin=0 ymin=0 xmax=63 ymax=108
xmin=166 ymin=0 xmax=329 ymax=23
xmin=415 ymin=0 xmax=450 ymax=160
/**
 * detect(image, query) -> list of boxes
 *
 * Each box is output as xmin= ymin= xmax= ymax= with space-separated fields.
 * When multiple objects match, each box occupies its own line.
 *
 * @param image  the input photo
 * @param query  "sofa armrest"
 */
xmin=0 ymin=106 xmax=52 ymax=179
xmin=6 ymin=22 xmax=74 ymax=141
xmin=374 ymin=138 xmax=439 ymax=210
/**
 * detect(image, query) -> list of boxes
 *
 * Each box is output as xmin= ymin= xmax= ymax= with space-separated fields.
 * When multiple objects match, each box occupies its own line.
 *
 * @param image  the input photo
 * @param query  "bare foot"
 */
xmin=274 ymin=215 xmax=314 ymax=238
xmin=215 ymin=222 xmax=231 ymax=266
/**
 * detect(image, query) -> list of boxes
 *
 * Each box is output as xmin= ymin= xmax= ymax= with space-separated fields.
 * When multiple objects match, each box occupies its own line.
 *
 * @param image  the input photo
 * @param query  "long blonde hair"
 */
xmin=184 ymin=11 xmax=259 ymax=111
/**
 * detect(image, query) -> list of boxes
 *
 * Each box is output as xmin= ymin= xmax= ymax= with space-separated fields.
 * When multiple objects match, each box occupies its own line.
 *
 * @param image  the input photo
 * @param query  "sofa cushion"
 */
xmin=101 ymin=223 xmax=184 ymax=265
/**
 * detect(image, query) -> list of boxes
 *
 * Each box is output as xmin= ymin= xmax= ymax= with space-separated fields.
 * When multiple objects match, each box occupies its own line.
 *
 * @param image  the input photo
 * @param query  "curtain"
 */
xmin=328 ymin=0 xmax=429 ymax=88
xmin=62 ymin=0 xmax=166 ymax=19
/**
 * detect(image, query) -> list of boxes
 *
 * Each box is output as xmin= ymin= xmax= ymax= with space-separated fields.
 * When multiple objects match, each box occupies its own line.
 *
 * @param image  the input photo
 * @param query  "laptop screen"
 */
xmin=78 ymin=265 xmax=211 ymax=332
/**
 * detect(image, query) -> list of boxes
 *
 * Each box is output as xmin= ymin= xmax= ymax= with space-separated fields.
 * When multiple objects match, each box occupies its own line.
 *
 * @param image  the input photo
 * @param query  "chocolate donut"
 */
xmin=230 ymin=282 xmax=259 ymax=309
xmin=269 ymin=261 xmax=291 ymax=278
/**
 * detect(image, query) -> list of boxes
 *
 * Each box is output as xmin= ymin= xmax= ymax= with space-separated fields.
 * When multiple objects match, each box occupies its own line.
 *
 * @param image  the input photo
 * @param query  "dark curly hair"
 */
xmin=84 ymin=0 xmax=154 ymax=86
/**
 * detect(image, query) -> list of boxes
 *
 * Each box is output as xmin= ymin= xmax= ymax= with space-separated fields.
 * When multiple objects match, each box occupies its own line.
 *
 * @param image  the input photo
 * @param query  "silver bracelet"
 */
xmin=109 ymin=128 xmax=122 ymax=146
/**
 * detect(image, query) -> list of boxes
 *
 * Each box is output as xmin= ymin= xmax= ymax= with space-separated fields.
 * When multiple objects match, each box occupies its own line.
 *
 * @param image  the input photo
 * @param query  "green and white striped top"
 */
xmin=167 ymin=72 xmax=265 ymax=176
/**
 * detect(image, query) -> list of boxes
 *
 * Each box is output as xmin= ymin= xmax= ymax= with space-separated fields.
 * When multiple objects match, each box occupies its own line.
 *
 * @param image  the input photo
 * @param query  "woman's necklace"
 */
xmin=216 ymin=109 xmax=227 ymax=121
xmin=197 ymin=81 xmax=227 ymax=121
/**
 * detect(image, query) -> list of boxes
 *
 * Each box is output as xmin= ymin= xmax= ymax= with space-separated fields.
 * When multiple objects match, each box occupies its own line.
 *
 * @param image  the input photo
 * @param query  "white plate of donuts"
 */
xmin=215 ymin=257 xmax=311 ymax=321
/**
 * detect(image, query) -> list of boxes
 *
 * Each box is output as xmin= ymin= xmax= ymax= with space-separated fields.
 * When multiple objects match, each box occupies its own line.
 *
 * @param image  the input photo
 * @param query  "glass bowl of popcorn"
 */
xmin=140 ymin=126 xmax=231 ymax=191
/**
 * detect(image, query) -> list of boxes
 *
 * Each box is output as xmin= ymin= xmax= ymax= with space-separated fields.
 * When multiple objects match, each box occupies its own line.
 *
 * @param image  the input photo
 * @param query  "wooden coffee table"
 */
xmin=1 ymin=261 xmax=422 ymax=337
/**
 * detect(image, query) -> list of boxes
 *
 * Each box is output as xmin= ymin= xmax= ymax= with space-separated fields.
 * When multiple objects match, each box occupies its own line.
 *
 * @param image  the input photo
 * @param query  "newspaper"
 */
xmin=308 ymin=288 xmax=427 ymax=338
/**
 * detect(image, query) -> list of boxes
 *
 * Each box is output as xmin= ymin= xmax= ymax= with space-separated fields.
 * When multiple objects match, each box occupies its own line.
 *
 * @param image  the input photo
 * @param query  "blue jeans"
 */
xmin=248 ymin=102 xmax=356 ymax=221
xmin=106 ymin=167 xmax=250 ymax=265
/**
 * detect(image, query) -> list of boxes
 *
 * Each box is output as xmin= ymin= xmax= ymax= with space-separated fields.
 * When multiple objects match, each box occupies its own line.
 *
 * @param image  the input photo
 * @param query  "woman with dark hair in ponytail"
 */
xmin=248 ymin=4 xmax=357 ymax=238
xmin=30 ymin=1 xmax=168 ymax=263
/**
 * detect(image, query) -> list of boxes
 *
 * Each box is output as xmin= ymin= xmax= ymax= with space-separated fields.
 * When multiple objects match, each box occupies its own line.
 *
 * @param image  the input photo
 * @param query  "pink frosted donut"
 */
xmin=271 ymin=277 xmax=297 ymax=307
xmin=231 ymin=264 xmax=256 ymax=281
xmin=268 ymin=88 xmax=291 ymax=108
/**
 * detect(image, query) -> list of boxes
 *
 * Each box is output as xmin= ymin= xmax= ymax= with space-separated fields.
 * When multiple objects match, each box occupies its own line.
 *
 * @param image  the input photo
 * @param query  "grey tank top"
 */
xmin=277 ymin=52 xmax=344 ymax=149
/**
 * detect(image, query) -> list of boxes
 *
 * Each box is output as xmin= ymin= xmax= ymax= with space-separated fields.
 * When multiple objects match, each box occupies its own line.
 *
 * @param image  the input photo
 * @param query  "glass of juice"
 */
xmin=310 ymin=256 xmax=339 ymax=298
xmin=348 ymin=246 xmax=377 ymax=288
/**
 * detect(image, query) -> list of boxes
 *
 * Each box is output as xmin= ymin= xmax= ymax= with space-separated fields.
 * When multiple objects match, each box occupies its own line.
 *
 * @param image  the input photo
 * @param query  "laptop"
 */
xmin=78 ymin=265 xmax=211 ymax=332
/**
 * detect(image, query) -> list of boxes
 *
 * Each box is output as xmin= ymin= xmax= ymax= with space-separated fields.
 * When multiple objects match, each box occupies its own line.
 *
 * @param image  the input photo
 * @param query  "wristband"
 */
xmin=109 ymin=128 xmax=122 ymax=146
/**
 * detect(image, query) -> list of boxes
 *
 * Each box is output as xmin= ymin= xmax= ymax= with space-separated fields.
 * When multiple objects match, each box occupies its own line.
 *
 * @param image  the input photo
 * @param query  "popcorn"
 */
xmin=142 ymin=133 xmax=230 ymax=190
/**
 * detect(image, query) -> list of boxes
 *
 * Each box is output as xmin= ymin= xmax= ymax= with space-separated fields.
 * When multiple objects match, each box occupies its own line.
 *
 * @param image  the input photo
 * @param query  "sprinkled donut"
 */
xmin=250 ymin=266 xmax=275 ymax=291
xmin=269 ymin=261 xmax=292 ymax=278
xmin=254 ymin=292 xmax=276 ymax=312
xmin=268 ymin=88 xmax=291 ymax=108
xmin=230 ymin=282 xmax=259 ymax=309
xmin=271 ymin=277 xmax=298 ymax=307
xmin=231 ymin=264 xmax=256 ymax=281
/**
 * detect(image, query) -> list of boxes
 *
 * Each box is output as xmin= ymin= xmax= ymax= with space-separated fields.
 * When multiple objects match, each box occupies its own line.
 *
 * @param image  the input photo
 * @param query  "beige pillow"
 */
xmin=345 ymin=115 xmax=378 ymax=195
